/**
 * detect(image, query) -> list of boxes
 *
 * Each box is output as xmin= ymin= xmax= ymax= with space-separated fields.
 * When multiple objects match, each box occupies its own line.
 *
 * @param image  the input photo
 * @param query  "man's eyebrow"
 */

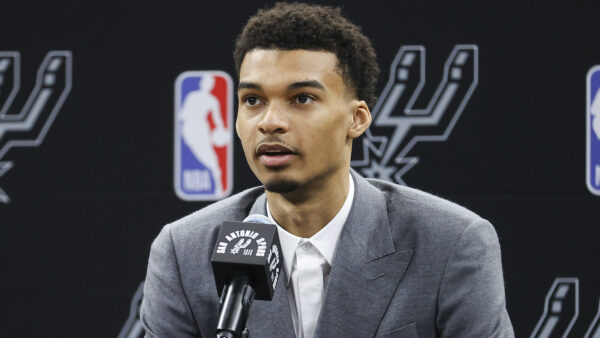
xmin=238 ymin=82 xmax=261 ymax=91
xmin=288 ymin=80 xmax=325 ymax=91
xmin=237 ymin=80 xmax=326 ymax=91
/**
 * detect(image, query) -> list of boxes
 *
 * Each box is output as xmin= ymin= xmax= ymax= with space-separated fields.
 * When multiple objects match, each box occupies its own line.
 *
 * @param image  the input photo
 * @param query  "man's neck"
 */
xmin=266 ymin=170 xmax=350 ymax=238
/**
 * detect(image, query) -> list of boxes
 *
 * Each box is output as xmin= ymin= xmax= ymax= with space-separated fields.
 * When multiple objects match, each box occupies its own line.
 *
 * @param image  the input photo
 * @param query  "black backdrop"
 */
xmin=1 ymin=1 xmax=599 ymax=337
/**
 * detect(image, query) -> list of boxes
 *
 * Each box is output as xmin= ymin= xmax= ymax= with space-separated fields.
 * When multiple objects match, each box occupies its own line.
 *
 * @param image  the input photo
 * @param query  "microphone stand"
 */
xmin=216 ymin=275 xmax=255 ymax=338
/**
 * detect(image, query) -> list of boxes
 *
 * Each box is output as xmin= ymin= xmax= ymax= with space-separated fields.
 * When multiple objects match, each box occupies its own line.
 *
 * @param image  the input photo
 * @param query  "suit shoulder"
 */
xmin=366 ymin=178 xmax=483 ymax=235
xmin=166 ymin=186 xmax=265 ymax=240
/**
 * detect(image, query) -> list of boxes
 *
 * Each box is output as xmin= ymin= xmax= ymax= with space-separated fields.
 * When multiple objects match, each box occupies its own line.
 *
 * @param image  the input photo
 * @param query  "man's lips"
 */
xmin=256 ymin=143 xmax=297 ymax=167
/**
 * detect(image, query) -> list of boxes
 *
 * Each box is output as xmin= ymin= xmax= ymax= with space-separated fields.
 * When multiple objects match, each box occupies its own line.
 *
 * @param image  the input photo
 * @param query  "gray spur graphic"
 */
xmin=351 ymin=45 xmax=478 ymax=184
xmin=530 ymin=278 xmax=579 ymax=338
xmin=585 ymin=299 xmax=600 ymax=338
xmin=0 ymin=51 xmax=72 ymax=203
xmin=118 ymin=282 xmax=145 ymax=338
xmin=530 ymin=278 xmax=600 ymax=338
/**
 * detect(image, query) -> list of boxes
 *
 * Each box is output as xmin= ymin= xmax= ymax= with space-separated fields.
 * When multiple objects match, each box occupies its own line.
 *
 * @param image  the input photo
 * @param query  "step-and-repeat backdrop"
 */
xmin=1 ymin=1 xmax=598 ymax=337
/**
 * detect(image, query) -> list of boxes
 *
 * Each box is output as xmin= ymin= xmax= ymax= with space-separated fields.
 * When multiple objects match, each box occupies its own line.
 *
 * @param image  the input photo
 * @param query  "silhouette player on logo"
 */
xmin=180 ymin=76 xmax=229 ymax=196
xmin=592 ymin=88 xmax=600 ymax=140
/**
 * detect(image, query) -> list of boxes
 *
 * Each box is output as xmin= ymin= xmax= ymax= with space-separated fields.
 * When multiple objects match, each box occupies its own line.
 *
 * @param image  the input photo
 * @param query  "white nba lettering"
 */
xmin=596 ymin=165 xmax=600 ymax=186
xmin=183 ymin=169 xmax=211 ymax=191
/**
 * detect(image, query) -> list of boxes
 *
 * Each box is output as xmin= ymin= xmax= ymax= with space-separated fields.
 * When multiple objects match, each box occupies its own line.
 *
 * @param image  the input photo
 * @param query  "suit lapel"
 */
xmin=246 ymin=272 xmax=296 ymax=337
xmin=315 ymin=171 xmax=414 ymax=338
xmin=244 ymin=193 xmax=296 ymax=337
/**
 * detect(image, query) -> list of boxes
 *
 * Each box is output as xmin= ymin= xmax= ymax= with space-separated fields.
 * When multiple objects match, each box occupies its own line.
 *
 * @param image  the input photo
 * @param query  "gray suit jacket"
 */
xmin=141 ymin=171 xmax=514 ymax=337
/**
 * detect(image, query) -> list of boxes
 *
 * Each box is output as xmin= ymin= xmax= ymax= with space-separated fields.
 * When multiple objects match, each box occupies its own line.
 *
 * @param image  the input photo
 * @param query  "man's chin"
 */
xmin=264 ymin=178 xmax=301 ymax=194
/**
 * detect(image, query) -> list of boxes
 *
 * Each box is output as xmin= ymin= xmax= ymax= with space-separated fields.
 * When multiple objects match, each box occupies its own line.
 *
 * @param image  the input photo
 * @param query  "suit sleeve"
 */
xmin=140 ymin=225 xmax=201 ymax=337
xmin=436 ymin=218 xmax=514 ymax=337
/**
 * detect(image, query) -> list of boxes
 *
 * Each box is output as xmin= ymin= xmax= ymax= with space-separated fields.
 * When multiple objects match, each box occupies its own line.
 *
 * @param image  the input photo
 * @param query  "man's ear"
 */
xmin=348 ymin=100 xmax=371 ymax=139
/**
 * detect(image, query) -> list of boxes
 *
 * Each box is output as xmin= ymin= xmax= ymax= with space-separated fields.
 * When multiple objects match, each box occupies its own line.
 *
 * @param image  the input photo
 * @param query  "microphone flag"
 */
xmin=211 ymin=217 xmax=282 ymax=301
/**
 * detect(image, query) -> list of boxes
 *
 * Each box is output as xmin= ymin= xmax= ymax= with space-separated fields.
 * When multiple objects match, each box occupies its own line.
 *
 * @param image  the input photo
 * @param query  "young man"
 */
xmin=141 ymin=3 xmax=514 ymax=337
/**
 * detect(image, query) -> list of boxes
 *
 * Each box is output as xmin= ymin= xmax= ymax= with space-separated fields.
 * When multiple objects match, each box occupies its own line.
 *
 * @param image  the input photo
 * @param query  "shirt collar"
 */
xmin=267 ymin=173 xmax=355 ymax=285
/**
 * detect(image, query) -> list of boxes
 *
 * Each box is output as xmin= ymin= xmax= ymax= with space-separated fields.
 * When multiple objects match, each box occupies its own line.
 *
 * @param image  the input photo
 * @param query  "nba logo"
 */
xmin=587 ymin=66 xmax=600 ymax=196
xmin=174 ymin=71 xmax=233 ymax=201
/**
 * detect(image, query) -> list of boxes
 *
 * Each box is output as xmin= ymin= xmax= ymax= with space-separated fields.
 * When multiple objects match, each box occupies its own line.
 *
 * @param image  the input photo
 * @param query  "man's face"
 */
xmin=236 ymin=49 xmax=362 ymax=193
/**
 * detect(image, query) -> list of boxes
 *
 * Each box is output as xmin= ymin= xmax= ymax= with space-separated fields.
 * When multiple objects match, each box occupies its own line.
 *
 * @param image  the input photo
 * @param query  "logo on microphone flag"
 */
xmin=215 ymin=229 xmax=268 ymax=257
xmin=174 ymin=71 xmax=233 ymax=201
xmin=587 ymin=66 xmax=600 ymax=196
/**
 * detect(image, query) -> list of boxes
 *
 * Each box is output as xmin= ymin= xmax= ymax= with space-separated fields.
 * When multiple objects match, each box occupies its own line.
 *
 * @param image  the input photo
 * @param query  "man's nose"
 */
xmin=257 ymin=103 xmax=288 ymax=134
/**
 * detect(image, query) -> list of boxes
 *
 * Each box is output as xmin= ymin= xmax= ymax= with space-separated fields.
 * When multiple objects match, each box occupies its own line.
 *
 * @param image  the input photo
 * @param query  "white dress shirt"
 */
xmin=267 ymin=173 xmax=355 ymax=338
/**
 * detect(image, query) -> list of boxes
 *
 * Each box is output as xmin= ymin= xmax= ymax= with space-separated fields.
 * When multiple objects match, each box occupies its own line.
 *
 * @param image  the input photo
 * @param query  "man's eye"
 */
xmin=243 ymin=96 xmax=261 ymax=106
xmin=295 ymin=94 xmax=315 ymax=104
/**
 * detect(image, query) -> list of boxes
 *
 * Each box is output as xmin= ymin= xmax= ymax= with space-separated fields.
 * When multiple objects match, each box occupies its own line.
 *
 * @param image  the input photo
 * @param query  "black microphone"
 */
xmin=211 ymin=214 xmax=282 ymax=338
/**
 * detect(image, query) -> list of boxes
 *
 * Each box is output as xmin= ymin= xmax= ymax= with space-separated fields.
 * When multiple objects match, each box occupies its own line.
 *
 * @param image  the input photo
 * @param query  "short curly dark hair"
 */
xmin=233 ymin=2 xmax=380 ymax=108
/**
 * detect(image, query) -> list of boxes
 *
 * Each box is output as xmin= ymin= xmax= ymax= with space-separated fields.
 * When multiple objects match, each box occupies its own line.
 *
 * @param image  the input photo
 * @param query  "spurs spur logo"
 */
xmin=0 ymin=51 xmax=72 ymax=203
xmin=530 ymin=278 xmax=600 ymax=338
xmin=351 ymin=45 xmax=478 ymax=184
xmin=230 ymin=238 xmax=252 ymax=254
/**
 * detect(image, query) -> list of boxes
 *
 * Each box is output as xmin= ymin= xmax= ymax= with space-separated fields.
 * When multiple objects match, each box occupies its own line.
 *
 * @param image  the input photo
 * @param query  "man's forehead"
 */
xmin=238 ymin=49 xmax=343 ymax=90
xmin=240 ymin=49 xmax=340 ymax=77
